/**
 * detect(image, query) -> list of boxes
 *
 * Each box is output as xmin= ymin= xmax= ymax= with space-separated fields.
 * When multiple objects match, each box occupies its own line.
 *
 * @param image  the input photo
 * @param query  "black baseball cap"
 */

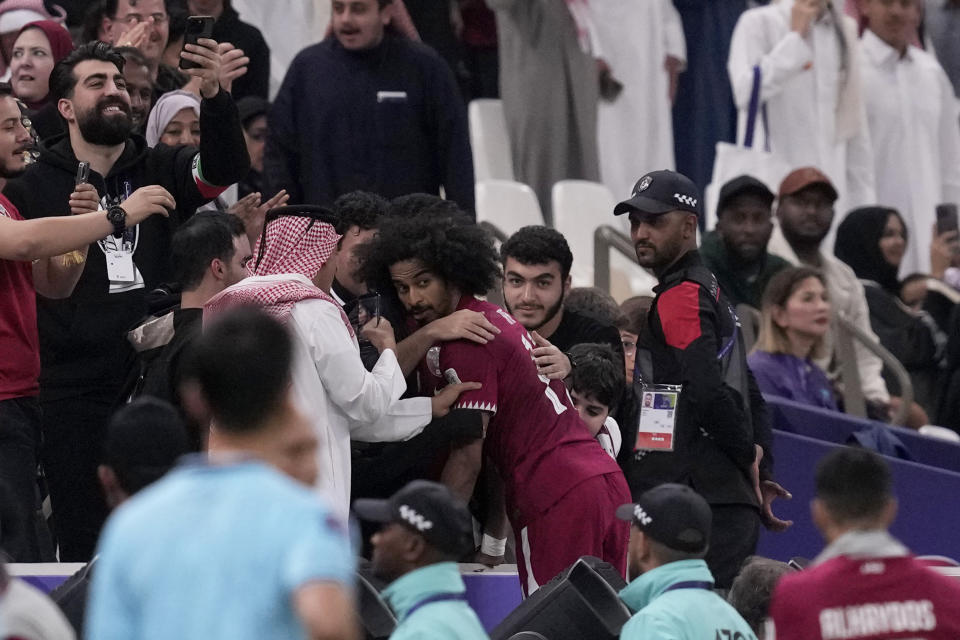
xmin=613 ymin=170 xmax=702 ymax=217
xmin=717 ymin=175 xmax=775 ymax=215
xmin=615 ymin=483 xmax=712 ymax=553
xmin=353 ymin=480 xmax=474 ymax=556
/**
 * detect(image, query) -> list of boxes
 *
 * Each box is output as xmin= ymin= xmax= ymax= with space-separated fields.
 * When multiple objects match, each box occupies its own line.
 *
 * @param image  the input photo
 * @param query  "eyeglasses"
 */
xmin=255 ymin=205 xmax=341 ymax=271
xmin=117 ymin=12 xmax=168 ymax=25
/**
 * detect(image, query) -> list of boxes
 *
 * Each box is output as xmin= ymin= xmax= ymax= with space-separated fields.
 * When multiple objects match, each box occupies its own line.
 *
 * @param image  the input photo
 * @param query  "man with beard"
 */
xmin=613 ymin=169 xmax=788 ymax=590
xmin=354 ymin=480 xmax=489 ymax=640
xmin=0 ymin=81 xmax=172 ymax=563
xmin=3 ymin=39 xmax=249 ymax=561
xmin=265 ymin=0 xmax=474 ymax=211
xmin=700 ymin=175 xmax=789 ymax=308
xmin=500 ymin=225 xmax=624 ymax=379
xmin=766 ymin=167 xmax=890 ymax=412
xmin=359 ymin=212 xmax=630 ymax=596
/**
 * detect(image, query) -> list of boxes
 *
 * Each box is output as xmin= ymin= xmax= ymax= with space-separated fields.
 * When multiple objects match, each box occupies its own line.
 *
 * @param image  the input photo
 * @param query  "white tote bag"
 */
xmin=705 ymin=66 xmax=790 ymax=230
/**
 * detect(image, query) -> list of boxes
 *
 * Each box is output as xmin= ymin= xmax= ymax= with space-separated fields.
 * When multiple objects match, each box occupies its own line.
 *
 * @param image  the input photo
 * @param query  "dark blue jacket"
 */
xmin=265 ymin=35 xmax=474 ymax=213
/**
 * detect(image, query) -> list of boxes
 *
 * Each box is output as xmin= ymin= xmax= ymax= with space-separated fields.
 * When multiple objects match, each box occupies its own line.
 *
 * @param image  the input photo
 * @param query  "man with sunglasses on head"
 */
xmin=204 ymin=206 xmax=480 ymax=519
xmin=2 ymin=39 xmax=249 ymax=561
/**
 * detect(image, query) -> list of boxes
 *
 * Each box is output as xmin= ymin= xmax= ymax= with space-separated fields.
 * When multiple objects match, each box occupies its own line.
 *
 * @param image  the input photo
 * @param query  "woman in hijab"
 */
xmin=9 ymin=19 xmax=73 ymax=140
xmin=145 ymin=90 xmax=201 ymax=149
xmin=835 ymin=206 xmax=946 ymax=421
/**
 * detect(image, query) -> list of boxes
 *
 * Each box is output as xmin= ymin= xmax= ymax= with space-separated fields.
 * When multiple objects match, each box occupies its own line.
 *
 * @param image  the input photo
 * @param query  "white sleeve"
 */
xmin=844 ymin=99 xmax=877 ymax=208
xmin=847 ymin=278 xmax=891 ymax=403
xmin=661 ymin=0 xmax=687 ymax=63
xmin=296 ymin=301 xmax=416 ymax=424
xmin=937 ymin=68 xmax=960 ymax=204
xmin=728 ymin=11 xmax=814 ymax=109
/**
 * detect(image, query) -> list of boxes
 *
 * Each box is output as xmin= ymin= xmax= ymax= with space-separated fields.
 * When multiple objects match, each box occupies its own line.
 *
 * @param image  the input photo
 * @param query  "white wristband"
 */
xmin=481 ymin=533 xmax=506 ymax=556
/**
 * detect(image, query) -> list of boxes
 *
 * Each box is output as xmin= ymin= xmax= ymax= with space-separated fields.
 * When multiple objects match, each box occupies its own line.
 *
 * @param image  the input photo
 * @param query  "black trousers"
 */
xmin=40 ymin=387 xmax=113 ymax=561
xmin=0 ymin=396 xmax=41 ymax=561
xmin=705 ymin=504 xmax=760 ymax=590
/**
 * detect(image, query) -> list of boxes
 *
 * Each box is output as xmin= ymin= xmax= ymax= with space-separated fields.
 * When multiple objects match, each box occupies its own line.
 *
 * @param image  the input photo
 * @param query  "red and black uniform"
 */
xmin=771 ymin=539 xmax=960 ymax=639
xmin=624 ymin=249 xmax=771 ymax=588
xmin=421 ymin=296 xmax=630 ymax=595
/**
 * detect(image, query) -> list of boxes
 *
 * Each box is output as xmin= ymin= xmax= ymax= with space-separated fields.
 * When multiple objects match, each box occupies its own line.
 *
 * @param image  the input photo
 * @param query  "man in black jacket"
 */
xmin=265 ymin=0 xmax=474 ymax=212
xmin=613 ymin=169 xmax=789 ymax=589
xmin=3 ymin=40 xmax=250 ymax=561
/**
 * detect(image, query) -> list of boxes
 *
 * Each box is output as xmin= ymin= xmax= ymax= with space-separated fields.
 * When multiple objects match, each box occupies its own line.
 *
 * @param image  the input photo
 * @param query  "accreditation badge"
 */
xmin=635 ymin=384 xmax=682 ymax=451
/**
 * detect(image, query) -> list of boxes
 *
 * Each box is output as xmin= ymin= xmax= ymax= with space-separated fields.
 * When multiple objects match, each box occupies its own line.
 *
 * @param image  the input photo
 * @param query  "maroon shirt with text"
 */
xmin=421 ymin=296 xmax=621 ymax=525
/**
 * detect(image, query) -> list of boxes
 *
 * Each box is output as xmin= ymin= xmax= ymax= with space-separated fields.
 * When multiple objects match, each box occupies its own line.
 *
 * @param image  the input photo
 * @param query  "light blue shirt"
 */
xmin=86 ymin=460 xmax=354 ymax=640
xmin=619 ymin=559 xmax=756 ymax=640
xmin=383 ymin=562 xmax=489 ymax=640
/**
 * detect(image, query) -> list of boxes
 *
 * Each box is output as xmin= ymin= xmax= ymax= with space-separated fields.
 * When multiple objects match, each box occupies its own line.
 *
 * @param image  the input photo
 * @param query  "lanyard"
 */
xmin=405 ymin=592 xmax=468 ymax=618
xmin=662 ymin=580 xmax=713 ymax=593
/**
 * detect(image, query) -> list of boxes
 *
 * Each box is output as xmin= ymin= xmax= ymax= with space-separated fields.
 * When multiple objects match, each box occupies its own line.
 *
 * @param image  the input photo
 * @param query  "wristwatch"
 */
xmin=106 ymin=205 xmax=126 ymax=239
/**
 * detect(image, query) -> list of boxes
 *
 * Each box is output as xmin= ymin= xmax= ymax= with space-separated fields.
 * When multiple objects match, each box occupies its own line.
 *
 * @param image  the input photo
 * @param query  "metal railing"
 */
xmin=593 ymin=224 xmax=638 ymax=294
xmin=835 ymin=313 xmax=913 ymax=426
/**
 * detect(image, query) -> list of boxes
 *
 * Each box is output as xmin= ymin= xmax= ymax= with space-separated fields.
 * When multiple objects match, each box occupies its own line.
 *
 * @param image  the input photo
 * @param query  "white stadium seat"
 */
xmin=476 ymin=180 xmax=544 ymax=239
xmin=469 ymin=99 xmax=515 ymax=182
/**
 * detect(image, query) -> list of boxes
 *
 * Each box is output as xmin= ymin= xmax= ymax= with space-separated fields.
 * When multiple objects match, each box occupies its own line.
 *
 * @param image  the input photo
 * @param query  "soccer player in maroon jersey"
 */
xmin=358 ymin=212 xmax=630 ymax=595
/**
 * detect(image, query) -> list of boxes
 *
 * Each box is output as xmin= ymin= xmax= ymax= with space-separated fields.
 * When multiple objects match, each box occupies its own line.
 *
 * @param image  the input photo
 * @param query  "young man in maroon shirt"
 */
xmin=769 ymin=448 xmax=960 ymax=639
xmin=359 ymin=211 xmax=630 ymax=595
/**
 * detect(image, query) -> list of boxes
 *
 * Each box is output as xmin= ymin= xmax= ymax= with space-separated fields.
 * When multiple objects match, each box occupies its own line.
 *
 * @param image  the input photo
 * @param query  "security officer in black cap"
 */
xmin=354 ymin=480 xmax=489 ymax=640
xmin=612 ymin=170 xmax=789 ymax=589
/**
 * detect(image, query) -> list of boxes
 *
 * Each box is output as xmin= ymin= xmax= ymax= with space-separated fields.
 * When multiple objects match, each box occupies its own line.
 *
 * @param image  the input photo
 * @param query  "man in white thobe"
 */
xmin=203 ymin=211 xmax=475 ymax=518
xmin=728 ymin=0 xmax=875 ymax=220
xmin=860 ymin=0 xmax=960 ymax=275
xmin=594 ymin=0 xmax=686 ymax=201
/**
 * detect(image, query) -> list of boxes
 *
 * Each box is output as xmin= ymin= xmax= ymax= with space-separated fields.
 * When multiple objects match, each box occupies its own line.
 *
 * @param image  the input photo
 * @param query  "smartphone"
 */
xmin=357 ymin=292 xmax=381 ymax=326
xmin=179 ymin=15 xmax=215 ymax=70
xmin=75 ymin=161 xmax=90 ymax=185
xmin=936 ymin=203 xmax=959 ymax=235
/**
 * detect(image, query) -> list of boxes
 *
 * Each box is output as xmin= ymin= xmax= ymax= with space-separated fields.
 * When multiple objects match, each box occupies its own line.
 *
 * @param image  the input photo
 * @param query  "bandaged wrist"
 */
xmin=481 ymin=533 xmax=506 ymax=556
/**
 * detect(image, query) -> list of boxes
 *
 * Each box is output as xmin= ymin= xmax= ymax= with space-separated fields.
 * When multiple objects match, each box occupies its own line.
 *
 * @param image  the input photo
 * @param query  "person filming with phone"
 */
xmin=834 ymin=206 xmax=949 ymax=426
xmin=2 ymin=38 xmax=250 ymax=561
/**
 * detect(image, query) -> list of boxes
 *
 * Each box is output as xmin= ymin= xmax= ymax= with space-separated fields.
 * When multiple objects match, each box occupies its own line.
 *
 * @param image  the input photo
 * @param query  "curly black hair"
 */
xmin=357 ymin=213 xmax=500 ymax=297
xmin=567 ymin=343 xmax=625 ymax=409
xmin=500 ymin=226 xmax=573 ymax=281
xmin=333 ymin=191 xmax=390 ymax=235
xmin=390 ymin=193 xmax=464 ymax=220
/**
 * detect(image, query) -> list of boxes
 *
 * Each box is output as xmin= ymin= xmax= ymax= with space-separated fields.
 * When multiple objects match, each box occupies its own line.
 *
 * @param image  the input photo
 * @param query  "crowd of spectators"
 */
xmin=0 ymin=0 xmax=959 ymax=638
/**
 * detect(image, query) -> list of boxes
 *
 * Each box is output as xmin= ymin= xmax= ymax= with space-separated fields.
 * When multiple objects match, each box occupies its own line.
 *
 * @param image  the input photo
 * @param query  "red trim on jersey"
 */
xmin=658 ymin=281 xmax=702 ymax=350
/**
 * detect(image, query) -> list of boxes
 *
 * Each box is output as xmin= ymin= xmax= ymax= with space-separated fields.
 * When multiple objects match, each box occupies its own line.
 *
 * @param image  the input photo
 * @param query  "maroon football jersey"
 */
xmin=421 ymin=296 xmax=622 ymax=524
xmin=770 ymin=554 xmax=960 ymax=640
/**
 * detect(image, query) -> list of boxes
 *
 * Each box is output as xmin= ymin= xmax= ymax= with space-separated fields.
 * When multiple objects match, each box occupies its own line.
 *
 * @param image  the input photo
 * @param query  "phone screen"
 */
xmin=179 ymin=16 xmax=214 ymax=70
xmin=936 ymin=203 xmax=959 ymax=235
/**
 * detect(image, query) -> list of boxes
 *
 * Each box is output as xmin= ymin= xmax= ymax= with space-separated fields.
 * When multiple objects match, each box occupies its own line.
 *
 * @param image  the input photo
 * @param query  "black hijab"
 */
xmin=834 ymin=206 xmax=905 ymax=293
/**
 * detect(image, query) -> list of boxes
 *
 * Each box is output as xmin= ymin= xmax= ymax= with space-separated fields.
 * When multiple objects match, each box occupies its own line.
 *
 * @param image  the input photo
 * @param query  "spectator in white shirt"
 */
xmin=728 ymin=0 xmax=875 ymax=218
xmin=859 ymin=0 xmax=960 ymax=275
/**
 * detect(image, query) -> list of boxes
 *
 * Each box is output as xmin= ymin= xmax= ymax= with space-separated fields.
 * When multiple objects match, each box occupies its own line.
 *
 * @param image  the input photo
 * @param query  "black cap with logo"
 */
xmin=353 ymin=480 xmax=474 ymax=556
xmin=613 ymin=170 xmax=702 ymax=217
xmin=615 ymin=483 xmax=712 ymax=553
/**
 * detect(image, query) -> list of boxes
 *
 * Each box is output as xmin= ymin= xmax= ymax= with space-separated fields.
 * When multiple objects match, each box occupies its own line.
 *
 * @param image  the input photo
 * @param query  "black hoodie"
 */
xmin=3 ymin=90 xmax=249 ymax=392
